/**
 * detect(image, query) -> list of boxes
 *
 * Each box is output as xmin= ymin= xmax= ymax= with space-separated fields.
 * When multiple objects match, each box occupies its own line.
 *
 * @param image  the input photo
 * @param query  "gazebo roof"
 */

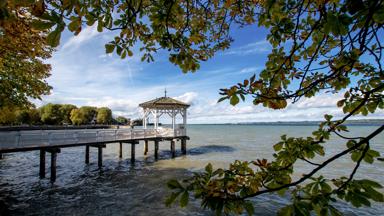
xmin=139 ymin=96 xmax=190 ymax=109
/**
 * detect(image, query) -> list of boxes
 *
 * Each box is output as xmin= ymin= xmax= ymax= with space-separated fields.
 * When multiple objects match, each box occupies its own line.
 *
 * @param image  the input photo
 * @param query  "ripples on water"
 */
xmin=0 ymin=125 xmax=383 ymax=215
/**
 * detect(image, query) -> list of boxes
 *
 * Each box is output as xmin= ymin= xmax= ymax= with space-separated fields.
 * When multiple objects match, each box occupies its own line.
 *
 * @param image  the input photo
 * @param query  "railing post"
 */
xmin=48 ymin=132 xmax=52 ymax=146
xmin=74 ymin=131 xmax=79 ymax=144
xmin=15 ymin=131 xmax=21 ymax=147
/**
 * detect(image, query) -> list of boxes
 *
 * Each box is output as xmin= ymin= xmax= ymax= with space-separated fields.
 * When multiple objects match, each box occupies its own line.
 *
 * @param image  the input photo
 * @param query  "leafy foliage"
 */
xmin=115 ymin=116 xmax=129 ymax=125
xmin=70 ymin=106 xmax=97 ymax=125
xmin=96 ymin=107 xmax=112 ymax=124
xmin=59 ymin=104 xmax=77 ymax=124
xmin=0 ymin=0 xmax=259 ymax=72
xmin=165 ymin=0 xmax=384 ymax=215
xmin=1 ymin=0 xmax=383 ymax=215
xmin=39 ymin=103 xmax=62 ymax=125
xmin=0 ymin=3 xmax=52 ymax=108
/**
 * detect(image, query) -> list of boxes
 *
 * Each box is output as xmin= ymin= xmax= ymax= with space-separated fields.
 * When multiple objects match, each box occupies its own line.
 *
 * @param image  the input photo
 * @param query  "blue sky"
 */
xmin=35 ymin=24 xmax=384 ymax=123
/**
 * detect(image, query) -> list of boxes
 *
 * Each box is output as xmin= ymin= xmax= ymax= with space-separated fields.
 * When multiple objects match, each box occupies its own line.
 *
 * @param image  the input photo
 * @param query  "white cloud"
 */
xmin=61 ymin=24 xmax=100 ymax=50
xmin=179 ymin=93 xmax=384 ymax=124
xmin=224 ymin=40 xmax=270 ymax=56
xmin=239 ymin=66 xmax=261 ymax=74
xmin=174 ymin=92 xmax=198 ymax=105
xmin=291 ymin=93 xmax=343 ymax=109
xmin=36 ymin=30 xmax=383 ymax=124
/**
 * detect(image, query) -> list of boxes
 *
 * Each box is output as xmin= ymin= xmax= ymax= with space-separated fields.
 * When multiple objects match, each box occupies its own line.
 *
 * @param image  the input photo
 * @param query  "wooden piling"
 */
xmin=131 ymin=142 xmax=136 ymax=163
xmin=0 ymin=153 xmax=3 ymax=159
xmin=144 ymin=140 xmax=148 ymax=155
xmin=46 ymin=148 xmax=60 ymax=182
xmin=85 ymin=145 xmax=90 ymax=164
xmin=154 ymin=140 xmax=159 ymax=159
xmin=98 ymin=146 xmax=103 ymax=168
xmin=181 ymin=139 xmax=187 ymax=155
xmin=119 ymin=142 xmax=123 ymax=158
xmin=171 ymin=140 xmax=175 ymax=158
xmin=39 ymin=149 xmax=46 ymax=178
xmin=50 ymin=151 xmax=57 ymax=182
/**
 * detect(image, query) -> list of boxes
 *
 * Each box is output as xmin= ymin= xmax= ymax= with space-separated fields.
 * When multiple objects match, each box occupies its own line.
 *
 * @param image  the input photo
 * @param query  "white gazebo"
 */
xmin=139 ymin=91 xmax=190 ymax=137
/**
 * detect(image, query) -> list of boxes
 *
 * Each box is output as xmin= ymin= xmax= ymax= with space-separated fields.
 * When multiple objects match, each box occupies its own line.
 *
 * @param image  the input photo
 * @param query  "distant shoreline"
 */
xmin=189 ymin=119 xmax=384 ymax=126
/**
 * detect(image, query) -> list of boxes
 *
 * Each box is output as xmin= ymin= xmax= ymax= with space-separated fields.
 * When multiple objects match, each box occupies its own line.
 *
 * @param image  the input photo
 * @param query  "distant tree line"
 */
xmin=0 ymin=103 xmax=131 ymax=126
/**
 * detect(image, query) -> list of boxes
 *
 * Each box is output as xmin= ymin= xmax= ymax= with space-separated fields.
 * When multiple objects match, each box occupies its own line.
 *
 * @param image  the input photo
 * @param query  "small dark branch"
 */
xmin=333 ymin=130 xmax=364 ymax=140
xmin=237 ymin=125 xmax=384 ymax=200
xmin=295 ymin=35 xmax=327 ymax=102
xmin=299 ymin=157 xmax=321 ymax=166
xmin=336 ymin=142 xmax=370 ymax=192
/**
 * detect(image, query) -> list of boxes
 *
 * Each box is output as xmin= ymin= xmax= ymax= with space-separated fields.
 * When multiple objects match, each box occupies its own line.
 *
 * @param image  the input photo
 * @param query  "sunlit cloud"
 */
xmin=224 ymin=40 xmax=270 ymax=56
xmin=61 ymin=24 xmax=100 ymax=50
xmin=36 ymin=27 xmax=383 ymax=124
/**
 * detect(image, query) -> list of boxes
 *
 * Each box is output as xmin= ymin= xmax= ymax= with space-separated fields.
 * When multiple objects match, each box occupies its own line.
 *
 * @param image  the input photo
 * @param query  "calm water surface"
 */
xmin=0 ymin=125 xmax=383 ymax=215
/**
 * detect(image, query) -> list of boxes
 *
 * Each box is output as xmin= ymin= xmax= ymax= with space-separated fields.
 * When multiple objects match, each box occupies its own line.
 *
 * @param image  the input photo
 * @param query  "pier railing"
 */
xmin=0 ymin=127 xmax=187 ymax=152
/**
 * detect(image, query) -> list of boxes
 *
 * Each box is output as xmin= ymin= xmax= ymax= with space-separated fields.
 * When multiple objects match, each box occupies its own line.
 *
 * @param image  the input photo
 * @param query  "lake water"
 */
xmin=0 ymin=125 xmax=383 ymax=215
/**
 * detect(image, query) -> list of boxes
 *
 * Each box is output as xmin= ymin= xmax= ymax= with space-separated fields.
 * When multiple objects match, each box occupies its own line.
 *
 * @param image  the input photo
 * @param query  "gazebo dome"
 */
xmin=139 ymin=96 xmax=190 ymax=109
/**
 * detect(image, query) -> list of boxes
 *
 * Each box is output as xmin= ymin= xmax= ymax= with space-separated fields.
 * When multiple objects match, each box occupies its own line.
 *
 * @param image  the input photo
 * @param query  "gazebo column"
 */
xmin=172 ymin=110 xmax=175 ymax=130
xmin=183 ymin=109 xmax=187 ymax=136
xmin=143 ymin=111 xmax=146 ymax=129
xmin=153 ymin=109 xmax=159 ymax=129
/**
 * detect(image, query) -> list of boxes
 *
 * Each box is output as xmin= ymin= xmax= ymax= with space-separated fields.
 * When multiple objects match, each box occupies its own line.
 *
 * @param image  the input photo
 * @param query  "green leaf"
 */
xmin=359 ymin=179 xmax=382 ymax=188
xmin=324 ymin=114 xmax=333 ymax=121
xmin=31 ymin=20 xmax=55 ymax=30
xmin=121 ymin=50 xmax=127 ymax=59
xmin=244 ymin=201 xmax=254 ymax=216
xmin=230 ymin=95 xmax=239 ymax=106
xmin=364 ymin=186 xmax=384 ymax=202
xmin=273 ymin=142 xmax=283 ymax=151
xmin=217 ymin=97 xmax=228 ymax=103
xmin=351 ymin=151 xmax=361 ymax=162
xmin=329 ymin=205 xmax=342 ymax=216
xmin=46 ymin=28 xmax=61 ymax=47
xmin=373 ymin=7 xmax=384 ymax=24
xmin=336 ymin=99 xmax=345 ymax=107
xmin=205 ymin=163 xmax=213 ymax=174
xmin=167 ymin=179 xmax=182 ymax=189
xmin=105 ymin=44 xmax=115 ymax=54
xmin=180 ymin=191 xmax=189 ymax=207
xmin=116 ymin=45 xmax=122 ymax=55
xmin=165 ymin=192 xmax=180 ymax=207
xmin=68 ymin=20 xmax=81 ymax=32
xmin=128 ymin=49 xmax=133 ymax=57
xmin=277 ymin=205 xmax=293 ymax=216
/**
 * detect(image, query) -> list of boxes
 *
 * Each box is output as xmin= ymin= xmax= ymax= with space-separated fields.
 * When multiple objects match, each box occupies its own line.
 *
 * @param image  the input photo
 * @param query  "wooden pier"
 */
xmin=0 ymin=92 xmax=191 ymax=182
xmin=0 ymin=127 xmax=189 ymax=182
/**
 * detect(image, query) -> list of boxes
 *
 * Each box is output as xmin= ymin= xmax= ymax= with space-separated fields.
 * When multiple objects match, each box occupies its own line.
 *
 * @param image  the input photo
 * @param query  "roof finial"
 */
xmin=164 ymin=88 xmax=167 ymax=97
